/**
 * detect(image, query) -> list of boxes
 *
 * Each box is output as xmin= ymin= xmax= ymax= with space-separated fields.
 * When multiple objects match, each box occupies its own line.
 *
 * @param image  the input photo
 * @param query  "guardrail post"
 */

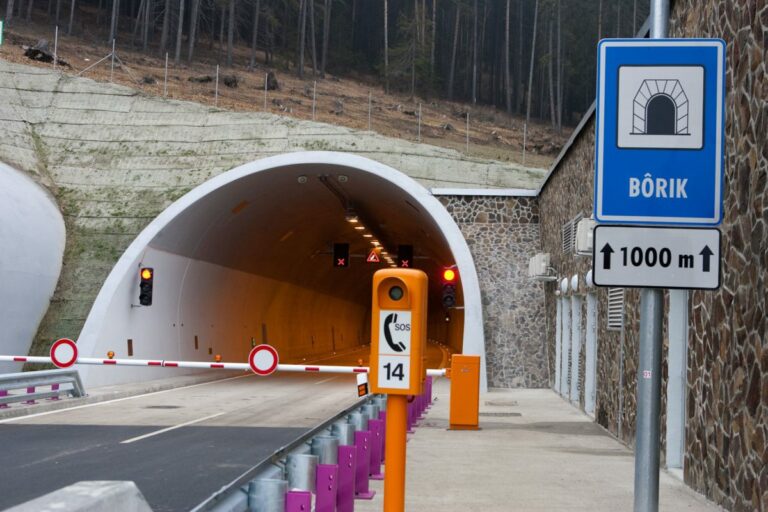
xmin=368 ymin=418 xmax=384 ymax=480
xmin=0 ymin=390 xmax=8 ymax=408
xmin=336 ymin=445 xmax=356 ymax=512
xmin=353 ymin=430 xmax=374 ymax=499
xmin=314 ymin=464 xmax=338 ymax=512
xmin=247 ymin=478 xmax=287 ymax=512
xmin=25 ymin=386 xmax=36 ymax=404
xmin=285 ymin=490 xmax=311 ymax=512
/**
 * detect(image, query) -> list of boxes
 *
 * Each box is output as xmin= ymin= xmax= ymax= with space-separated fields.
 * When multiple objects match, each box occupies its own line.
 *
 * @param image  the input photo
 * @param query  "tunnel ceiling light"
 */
xmin=363 ymin=234 xmax=373 ymax=238
xmin=354 ymin=226 xmax=366 ymax=231
xmin=382 ymin=251 xmax=389 ymax=255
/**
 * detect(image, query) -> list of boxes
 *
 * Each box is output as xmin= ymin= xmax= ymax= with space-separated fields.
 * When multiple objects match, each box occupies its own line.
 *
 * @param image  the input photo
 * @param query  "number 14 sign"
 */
xmin=377 ymin=311 xmax=412 ymax=390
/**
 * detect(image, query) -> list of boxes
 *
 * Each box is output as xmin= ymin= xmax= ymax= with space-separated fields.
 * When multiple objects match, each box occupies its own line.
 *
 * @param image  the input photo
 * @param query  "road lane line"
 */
xmin=0 ymin=374 xmax=253 ymax=424
xmin=120 ymin=412 xmax=227 ymax=444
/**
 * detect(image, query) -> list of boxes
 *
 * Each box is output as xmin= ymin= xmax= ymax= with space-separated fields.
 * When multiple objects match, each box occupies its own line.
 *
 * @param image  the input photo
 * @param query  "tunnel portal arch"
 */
xmin=77 ymin=152 xmax=487 ymax=389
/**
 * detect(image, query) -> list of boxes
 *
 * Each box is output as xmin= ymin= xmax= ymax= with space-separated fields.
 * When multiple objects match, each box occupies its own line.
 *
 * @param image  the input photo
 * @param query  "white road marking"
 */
xmin=0 ymin=374 xmax=252 ymax=424
xmin=120 ymin=412 xmax=227 ymax=444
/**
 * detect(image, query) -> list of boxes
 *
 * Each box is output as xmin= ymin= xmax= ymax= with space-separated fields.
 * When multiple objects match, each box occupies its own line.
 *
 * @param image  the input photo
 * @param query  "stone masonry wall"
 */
xmin=539 ymin=1 xmax=767 ymax=510
xmin=440 ymin=196 xmax=548 ymax=388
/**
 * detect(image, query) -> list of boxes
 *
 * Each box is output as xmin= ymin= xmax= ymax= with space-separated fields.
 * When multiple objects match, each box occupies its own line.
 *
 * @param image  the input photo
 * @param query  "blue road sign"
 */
xmin=594 ymin=39 xmax=725 ymax=226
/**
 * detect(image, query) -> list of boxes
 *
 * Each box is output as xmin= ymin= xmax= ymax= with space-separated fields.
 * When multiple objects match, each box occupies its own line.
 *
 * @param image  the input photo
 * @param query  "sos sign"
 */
xmin=369 ymin=269 xmax=427 ymax=395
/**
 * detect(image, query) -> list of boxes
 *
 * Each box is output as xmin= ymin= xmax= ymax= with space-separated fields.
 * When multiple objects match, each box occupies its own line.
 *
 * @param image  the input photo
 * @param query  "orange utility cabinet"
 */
xmin=369 ymin=269 xmax=427 ymax=396
xmin=449 ymin=354 xmax=481 ymax=430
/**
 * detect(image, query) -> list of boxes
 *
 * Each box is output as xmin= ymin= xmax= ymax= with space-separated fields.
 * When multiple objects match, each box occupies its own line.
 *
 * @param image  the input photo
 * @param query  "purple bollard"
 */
xmin=315 ymin=464 xmax=338 ymax=512
xmin=407 ymin=398 xmax=415 ymax=433
xmin=0 ymin=390 xmax=8 ymax=409
xmin=427 ymin=376 xmax=433 ymax=406
xmin=336 ymin=445 xmax=356 ymax=512
xmin=285 ymin=490 xmax=312 ymax=512
xmin=353 ymin=431 xmax=375 ymax=500
xmin=25 ymin=387 xmax=36 ymax=405
xmin=368 ymin=419 xmax=384 ymax=480
xmin=378 ymin=411 xmax=386 ymax=459
xmin=49 ymin=383 xmax=60 ymax=401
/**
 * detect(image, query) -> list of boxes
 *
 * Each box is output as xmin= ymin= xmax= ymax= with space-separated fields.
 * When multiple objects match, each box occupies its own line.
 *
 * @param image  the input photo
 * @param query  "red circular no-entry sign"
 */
xmin=50 ymin=338 xmax=78 ymax=368
xmin=248 ymin=344 xmax=279 ymax=376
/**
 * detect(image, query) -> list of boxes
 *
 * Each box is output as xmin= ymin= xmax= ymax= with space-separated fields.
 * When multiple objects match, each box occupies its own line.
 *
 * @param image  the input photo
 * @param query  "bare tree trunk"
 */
xmin=430 ymin=0 xmax=436 ymax=73
xmin=525 ymin=0 xmax=538 ymax=126
xmin=297 ymin=0 xmax=306 ymax=78
xmin=26 ymin=0 xmax=33 ymax=21
xmin=504 ymin=0 xmax=511 ymax=113
xmin=597 ymin=0 xmax=602 ymax=40
xmin=383 ymin=0 xmax=389 ymax=93
xmin=159 ymin=0 xmax=171 ymax=53
xmin=5 ymin=0 xmax=14 ymax=24
xmin=219 ymin=4 xmax=225 ymax=52
xmin=471 ymin=0 xmax=477 ymax=103
xmin=351 ymin=0 xmax=356 ymax=50
xmin=249 ymin=0 xmax=261 ymax=68
xmin=410 ymin=0 xmax=416 ymax=98
xmin=556 ymin=0 xmax=562 ymax=131
xmin=55 ymin=0 xmax=61 ymax=24
xmin=186 ymin=0 xmax=199 ymax=60
xmin=226 ymin=0 xmax=234 ymax=66
xmin=174 ymin=0 xmax=184 ymax=64
xmin=633 ymin=0 xmax=637 ymax=35
xmin=447 ymin=4 xmax=459 ymax=100
xmin=131 ymin=0 xmax=144 ymax=45
xmin=308 ymin=0 xmax=317 ymax=76
xmin=320 ymin=0 xmax=331 ymax=77
xmin=142 ymin=0 xmax=150 ymax=51
xmin=515 ymin=0 xmax=522 ymax=112
xmin=616 ymin=0 xmax=621 ymax=37
xmin=548 ymin=20 xmax=556 ymax=129
xmin=67 ymin=0 xmax=75 ymax=33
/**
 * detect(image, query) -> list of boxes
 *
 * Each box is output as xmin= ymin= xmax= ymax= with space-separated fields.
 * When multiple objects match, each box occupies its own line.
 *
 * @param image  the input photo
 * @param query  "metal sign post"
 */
xmin=636 ymin=3 xmax=665 ymax=511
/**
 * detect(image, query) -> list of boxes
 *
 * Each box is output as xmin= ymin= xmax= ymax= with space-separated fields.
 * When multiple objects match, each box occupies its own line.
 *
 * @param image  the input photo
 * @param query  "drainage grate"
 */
xmin=144 ymin=405 xmax=182 ymax=409
xmin=479 ymin=412 xmax=521 ymax=417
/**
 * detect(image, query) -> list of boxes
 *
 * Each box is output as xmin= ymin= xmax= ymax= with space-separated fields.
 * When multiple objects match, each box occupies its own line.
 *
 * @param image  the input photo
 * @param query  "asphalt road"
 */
xmin=0 ymin=344 xmax=448 ymax=511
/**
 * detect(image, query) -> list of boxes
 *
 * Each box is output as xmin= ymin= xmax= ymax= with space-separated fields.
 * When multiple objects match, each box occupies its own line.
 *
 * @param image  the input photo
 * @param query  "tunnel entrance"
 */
xmin=78 ymin=153 xmax=485 ymax=388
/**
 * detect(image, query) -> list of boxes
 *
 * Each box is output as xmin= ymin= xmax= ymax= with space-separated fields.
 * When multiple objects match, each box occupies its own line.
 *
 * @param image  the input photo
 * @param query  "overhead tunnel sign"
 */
xmin=595 ymin=39 xmax=726 ymax=225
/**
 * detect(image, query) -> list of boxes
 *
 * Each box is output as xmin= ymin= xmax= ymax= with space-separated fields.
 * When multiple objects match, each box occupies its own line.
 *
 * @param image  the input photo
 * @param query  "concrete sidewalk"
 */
xmin=357 ymin=381 xmax=721 ymax=511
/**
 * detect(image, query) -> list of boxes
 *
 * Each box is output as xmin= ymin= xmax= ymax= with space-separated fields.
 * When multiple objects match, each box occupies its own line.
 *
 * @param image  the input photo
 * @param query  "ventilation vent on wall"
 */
xmin=562 ymin=213 xmax=584 ymax=254
xmin=607 ymin=288 xmax=625 ymax=331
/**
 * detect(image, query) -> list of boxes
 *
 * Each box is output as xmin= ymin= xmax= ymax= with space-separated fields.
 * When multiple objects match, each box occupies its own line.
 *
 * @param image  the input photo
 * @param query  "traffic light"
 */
xmin=441 ymin=267 xmax=457 ymax=309
xmin=139 ymin=267 xmax=154 ymax=306
xmin=398 ymin=245 xmax=413 ymax=268
xmin=333 ymin=243 xmax=349 ymax=267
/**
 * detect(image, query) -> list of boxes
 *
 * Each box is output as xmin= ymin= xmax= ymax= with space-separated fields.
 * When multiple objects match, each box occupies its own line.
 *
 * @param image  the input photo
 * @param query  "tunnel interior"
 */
xmin=81 ymin=160 xmax=467 ymax=384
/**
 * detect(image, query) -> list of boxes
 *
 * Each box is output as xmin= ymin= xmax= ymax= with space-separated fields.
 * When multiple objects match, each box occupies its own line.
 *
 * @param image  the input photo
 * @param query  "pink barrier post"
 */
xmin=0 ymin=390 xmax=8 ymax=409
xmin=25 ymin=387 xmax=36 ymax=405
xmin=427 ymin=376 xmax=433 ymax=406
xmin=406 ymin=399 xmax=415 ymax=434
xmin=336 ymin=445 xmax=356 ymax=512
xmin=49 ymin=383 xmax=60 ymax=401
xmin=378 ymin=411 xmax=386 ymax=459
xmin=353 ymin=431 xmax=375 ymax=500
xmin=285 ymin=490 xmax=312 ymax=512
xmin=315 ymin=464 xmax=338 ymax=512
xmin=368 ymin=419 xmax=384 ymax=480
xmin=416 ymin=392 xmax=425 ymax=420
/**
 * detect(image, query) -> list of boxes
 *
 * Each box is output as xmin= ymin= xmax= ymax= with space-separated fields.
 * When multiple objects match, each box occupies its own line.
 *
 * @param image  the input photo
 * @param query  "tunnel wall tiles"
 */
xmin=440 ymin=196 xmax=549 ymax=388
xmin=537 ymin=1 xmax=768 ymax=510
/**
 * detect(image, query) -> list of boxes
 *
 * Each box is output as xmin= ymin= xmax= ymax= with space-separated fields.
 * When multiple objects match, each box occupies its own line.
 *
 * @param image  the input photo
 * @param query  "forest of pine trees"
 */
xmin=2 ymin=0 xmax=649 ymax=128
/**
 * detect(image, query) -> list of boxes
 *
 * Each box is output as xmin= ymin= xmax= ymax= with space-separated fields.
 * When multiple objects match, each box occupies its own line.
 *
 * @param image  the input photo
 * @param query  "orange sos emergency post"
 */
xmin=370 ymin=268 xmax=428 ymax=512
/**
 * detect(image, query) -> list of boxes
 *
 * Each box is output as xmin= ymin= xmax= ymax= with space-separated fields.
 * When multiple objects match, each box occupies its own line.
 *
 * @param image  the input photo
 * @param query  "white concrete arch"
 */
xmin=78 ymin=152 xmax=486 ymax=389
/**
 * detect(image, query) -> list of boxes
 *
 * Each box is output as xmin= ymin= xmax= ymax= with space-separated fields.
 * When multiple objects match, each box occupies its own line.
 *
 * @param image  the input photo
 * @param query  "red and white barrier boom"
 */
xmin=0 ymin=338 xmax=447 ymax=377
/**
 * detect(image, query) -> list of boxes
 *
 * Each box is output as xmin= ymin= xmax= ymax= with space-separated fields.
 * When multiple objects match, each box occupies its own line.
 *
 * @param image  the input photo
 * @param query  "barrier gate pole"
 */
xmin=383 ymin=394 xmax=407 ymax=512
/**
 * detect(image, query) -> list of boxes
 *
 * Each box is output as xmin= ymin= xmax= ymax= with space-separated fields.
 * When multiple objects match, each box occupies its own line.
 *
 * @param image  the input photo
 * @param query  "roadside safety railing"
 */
xmin=194 ymin=376 xmax=435 ymax=512
xmin=0 ymin=369 xmax=86 ymax=407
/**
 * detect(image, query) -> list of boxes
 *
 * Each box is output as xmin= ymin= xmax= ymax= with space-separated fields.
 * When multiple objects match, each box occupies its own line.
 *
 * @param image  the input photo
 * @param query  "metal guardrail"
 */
xmin=0 ymin=369 xmax=86 ymax=406
xmin=192 ymin=395 xmax=376 ymax=512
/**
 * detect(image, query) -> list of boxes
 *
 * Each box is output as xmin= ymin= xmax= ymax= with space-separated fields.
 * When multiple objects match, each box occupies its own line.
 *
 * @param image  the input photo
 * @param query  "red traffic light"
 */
xmin=442 ymin=268 xmax=456 ymax=282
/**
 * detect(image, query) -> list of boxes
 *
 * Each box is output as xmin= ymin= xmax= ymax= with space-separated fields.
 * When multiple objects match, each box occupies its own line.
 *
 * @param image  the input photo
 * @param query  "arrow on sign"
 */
xmin=700 ymin=245 xmax=714 ymax=272
xmin=600 ymin=243 xmax=614 ymax=269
